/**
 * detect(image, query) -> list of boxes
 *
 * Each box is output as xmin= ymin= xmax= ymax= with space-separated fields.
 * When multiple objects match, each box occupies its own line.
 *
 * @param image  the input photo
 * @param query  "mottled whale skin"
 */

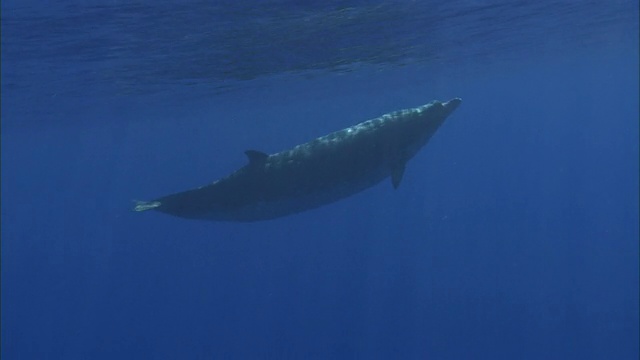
xmin=134 ymin=98 xmax=461 ymax=222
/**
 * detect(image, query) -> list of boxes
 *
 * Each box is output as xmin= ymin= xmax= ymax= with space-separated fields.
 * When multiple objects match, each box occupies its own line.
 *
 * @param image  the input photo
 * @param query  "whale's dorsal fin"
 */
xmin=245 ymin=150 xmax=269 ymax=166
xmin=391 ymin=163 xmax=406 ymax=189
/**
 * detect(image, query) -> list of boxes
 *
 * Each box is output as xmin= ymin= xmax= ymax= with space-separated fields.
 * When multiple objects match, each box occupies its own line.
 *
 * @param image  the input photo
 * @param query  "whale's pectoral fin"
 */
xmin=391 ymin=163 xmax=406 ymax=189
xmin=245 ymin=150 xmax=269 ymax=166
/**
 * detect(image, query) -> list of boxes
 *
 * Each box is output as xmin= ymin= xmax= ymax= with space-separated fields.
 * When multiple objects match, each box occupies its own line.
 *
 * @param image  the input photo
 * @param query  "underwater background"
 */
xmin=2 ymin=1 xmax=639 ymax=359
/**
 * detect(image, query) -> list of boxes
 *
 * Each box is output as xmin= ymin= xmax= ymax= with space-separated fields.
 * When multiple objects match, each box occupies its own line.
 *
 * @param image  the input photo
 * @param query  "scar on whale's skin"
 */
xmin=134 ymin=98 xmax=462 ymax=222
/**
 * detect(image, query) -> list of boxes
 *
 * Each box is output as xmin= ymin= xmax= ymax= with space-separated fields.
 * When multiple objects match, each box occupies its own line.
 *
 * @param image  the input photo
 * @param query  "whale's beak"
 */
xmin=443 ymin=98 xmax=462 ymax=114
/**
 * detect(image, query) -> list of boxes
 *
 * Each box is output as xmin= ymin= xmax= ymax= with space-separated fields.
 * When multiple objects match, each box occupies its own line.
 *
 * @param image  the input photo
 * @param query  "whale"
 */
xmin=134 ymin=98 xmax=461 ymax=222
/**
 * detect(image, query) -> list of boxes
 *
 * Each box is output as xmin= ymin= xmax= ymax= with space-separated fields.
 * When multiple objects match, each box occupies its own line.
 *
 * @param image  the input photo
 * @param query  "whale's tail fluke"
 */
xmin=133 ymin=200 xmax=161 ymax=212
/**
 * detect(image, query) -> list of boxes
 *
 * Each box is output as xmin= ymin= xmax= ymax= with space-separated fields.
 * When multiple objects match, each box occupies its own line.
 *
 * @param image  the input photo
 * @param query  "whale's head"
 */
xmin=385 ymin=98 xmax=461 ymax=158
xmin=416 ymin=97 xmax=462 ymax=135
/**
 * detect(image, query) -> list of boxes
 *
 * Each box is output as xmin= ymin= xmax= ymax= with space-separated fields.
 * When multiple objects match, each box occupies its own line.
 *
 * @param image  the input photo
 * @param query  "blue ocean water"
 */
xmin=1 ymin=0 xmax=638 ymax=358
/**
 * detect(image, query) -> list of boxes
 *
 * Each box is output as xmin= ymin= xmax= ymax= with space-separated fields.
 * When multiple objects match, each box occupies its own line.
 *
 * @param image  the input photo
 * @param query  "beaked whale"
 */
xmin=134 ymin=98 xmax=461 ymax=222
